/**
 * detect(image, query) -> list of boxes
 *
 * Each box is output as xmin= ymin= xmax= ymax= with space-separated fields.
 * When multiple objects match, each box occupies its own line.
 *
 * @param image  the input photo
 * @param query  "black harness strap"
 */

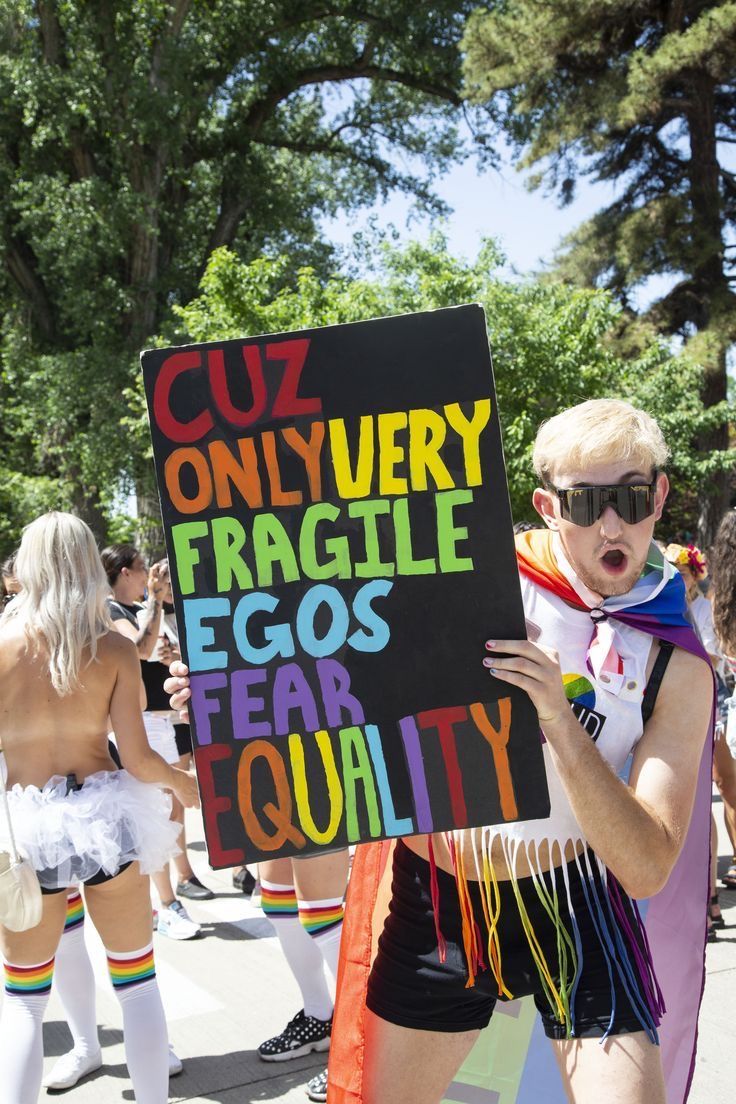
xmin=641 ymin=640 xmax=674 ymax=725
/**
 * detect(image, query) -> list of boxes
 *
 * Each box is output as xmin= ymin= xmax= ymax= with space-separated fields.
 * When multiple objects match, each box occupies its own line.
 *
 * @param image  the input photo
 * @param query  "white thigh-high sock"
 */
xmin=107 ymin=944 xmax=167 ymax=1104
xmin=260 ymin=880 xmax=333 ymax=1021
xmin=0 ymin=956 xmax=54 ymax=1103
xmin=53 ymin=892 xmax=100 ymax=1056
xmin=297 ymin=895 xmax=345 ymax=986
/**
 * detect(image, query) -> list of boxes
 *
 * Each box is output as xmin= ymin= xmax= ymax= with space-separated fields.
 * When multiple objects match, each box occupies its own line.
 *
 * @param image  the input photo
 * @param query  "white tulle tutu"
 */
xmin=3 ymin=770 xmax=181 ymax=889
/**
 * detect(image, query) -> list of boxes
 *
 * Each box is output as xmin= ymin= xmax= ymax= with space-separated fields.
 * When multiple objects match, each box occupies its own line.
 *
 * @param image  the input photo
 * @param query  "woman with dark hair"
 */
xmin=101 ymin=544 xmax=212 ymax=938
xmin=708 ymin=511 xmax=736 ymax=891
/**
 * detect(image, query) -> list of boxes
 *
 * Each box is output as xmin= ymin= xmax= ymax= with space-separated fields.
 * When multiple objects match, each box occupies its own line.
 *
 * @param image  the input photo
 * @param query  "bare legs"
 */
xmin=360 ymin=1013 xmax=665 ymax=1104
xmin=0 ymin=864 xmax=169 ymax=1104
xmin=550 ymin=1032 xmax=665 ymax=1104
xmin=362 ymin=1011 xmax=479 ymax=1104
xmin=170 ymin=753 xmax=197 ymax=885
xmin=712 ymin=736 xmax=736 ymax=871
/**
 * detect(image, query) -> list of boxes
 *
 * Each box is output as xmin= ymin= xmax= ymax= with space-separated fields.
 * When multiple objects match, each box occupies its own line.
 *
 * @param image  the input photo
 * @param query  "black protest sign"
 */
xmin=141 ymin=305 xmax=550 ymax=865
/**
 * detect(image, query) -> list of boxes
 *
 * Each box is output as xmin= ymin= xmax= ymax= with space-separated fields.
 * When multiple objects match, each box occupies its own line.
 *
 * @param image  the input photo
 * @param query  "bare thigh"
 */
xmin=291 ymin=850 xmax=349 ymax=899
xmin=259 ymin=857 xmax=294 ymax=885
xmin=550 ymin=1031 xmax=665 ymax=1104
xmin=83 ymin=862 xmax=154 ymax=953
xmin=713 ymin=735 xmax=736 ymax=808
xmin=0 ymin=891 xmax=67 ymax=965
xmin=362 ymin=1008 xmax=478 ymax=1104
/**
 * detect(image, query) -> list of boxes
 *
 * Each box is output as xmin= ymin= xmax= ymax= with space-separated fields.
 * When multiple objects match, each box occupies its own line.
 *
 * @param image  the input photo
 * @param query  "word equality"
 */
xmin=163 ymin=400 xmax=491 ymax=514
xmin=194 ymin=687 xmax=519 ymax=860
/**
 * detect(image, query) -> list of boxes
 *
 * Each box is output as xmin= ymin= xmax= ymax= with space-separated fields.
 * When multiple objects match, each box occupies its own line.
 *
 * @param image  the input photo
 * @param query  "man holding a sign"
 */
xmin=322 ymin=399 xmax=713 ymax=1104
xmin=148 ymin=314 xmax=710 ymax=1104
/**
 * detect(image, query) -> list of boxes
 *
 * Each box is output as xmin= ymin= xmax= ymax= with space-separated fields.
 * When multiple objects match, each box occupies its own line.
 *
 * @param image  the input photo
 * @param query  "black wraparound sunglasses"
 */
xmin=550 ymin=477 xmax=658 ymax=527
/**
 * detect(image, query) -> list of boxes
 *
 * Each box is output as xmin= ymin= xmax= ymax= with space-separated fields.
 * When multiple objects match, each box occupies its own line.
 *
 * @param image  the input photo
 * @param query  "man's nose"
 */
xmin=598 ymin=504 xmax=624 ymax=538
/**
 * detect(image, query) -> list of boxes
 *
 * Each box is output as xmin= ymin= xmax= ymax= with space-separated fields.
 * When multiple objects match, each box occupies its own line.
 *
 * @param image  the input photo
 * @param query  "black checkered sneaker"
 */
xmin=306 ymin=1068 xmax=328 ymax=1101
xmin=257 ymin=1009 xmax=332 ymax=1062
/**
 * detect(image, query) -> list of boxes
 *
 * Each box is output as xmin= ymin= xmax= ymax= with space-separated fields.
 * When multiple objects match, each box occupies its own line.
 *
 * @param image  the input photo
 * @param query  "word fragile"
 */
xmin=172 ymin=489 xmax=474 ymax=596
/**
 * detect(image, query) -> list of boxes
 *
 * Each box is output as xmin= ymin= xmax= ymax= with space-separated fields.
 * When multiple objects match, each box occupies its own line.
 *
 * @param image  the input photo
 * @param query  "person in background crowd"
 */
xmin=665 ymin=542 xmax=726 ymax=937
xmin=147 ymin=578 xmax=215 ymax=904
xmin=0 ymin=512 xmax=198 ymax=1104
xmin=165 ymin=665 xmax=349 ymax=1104
xmin=1 ymin=554 xmax=20 ymax=606
xmin=707 ymin=512 xmax=736 ymax=894
xmin=101 ymin=544 xmax=212 ymax=939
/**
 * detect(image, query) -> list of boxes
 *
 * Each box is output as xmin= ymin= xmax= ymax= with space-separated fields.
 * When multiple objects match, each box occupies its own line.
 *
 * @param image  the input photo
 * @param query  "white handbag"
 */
xmin=0 ymin=779 xmax=42 ymax=932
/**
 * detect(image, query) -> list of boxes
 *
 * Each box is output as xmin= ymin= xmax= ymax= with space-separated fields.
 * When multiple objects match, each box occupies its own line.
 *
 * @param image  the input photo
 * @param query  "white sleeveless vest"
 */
xmin=439 ymin=542 xmax=671 ymax=1037
xmin=490 ymin=573 xmax=656 ymax=853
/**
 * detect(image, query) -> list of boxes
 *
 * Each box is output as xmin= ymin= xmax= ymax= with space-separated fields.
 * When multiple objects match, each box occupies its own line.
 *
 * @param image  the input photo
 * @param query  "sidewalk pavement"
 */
xmin=3 ymin=798 xmax=731 ymax=1102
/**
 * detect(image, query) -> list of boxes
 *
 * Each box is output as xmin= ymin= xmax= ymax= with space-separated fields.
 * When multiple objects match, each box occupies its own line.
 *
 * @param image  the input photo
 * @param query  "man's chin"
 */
xmin=576 ymin=561 xmax=643 ymax=599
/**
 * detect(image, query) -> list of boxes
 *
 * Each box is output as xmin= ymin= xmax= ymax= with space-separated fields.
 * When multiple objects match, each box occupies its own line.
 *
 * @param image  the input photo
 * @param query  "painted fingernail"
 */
xmin=482 ymin=657 xmax=494 ymax=667
xmin=485 ymin=641 xmax=497 ymax=649
xmin=488 ymin=667 xmax=497 ymax=675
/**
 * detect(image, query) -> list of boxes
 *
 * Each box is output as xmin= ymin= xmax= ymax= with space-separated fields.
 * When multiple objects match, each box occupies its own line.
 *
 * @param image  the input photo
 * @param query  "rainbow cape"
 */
xmin=329 ymin=529 xmax=714 ymax=1104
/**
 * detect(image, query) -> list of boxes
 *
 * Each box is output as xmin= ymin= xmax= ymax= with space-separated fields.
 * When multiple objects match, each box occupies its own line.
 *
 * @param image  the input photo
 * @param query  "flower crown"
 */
xmin=666 ymin=542 xmax=707 ymax=577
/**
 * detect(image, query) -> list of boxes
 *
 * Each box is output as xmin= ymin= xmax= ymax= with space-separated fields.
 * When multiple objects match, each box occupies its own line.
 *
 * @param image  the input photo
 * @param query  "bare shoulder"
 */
xmin=97 ymin=628 xmax=138 ymax=666
xmin=651 ymin=645 xmax=713 ymax=724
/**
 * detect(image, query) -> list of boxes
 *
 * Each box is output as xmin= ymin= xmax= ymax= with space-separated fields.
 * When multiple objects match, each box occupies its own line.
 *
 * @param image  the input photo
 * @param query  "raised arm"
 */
xmin=110 ymin=562 xmax=167 ymax=660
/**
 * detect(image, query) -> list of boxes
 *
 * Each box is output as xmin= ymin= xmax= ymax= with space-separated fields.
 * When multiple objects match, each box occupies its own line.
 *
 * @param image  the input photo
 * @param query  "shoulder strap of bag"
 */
xmin=0 ymin=769 xmax=20 ymax=864
xmin=641 ymin=639 xmax=675 ymax=726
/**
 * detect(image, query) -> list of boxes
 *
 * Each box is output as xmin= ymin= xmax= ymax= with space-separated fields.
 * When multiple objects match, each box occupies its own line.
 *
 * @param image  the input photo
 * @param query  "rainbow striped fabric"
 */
xmin=64 ymin=891 xmax=85 ymax=933
xmin=4 ymin=958 xmax=54 ymax=996
xmin=260 ymin=883 xmax=298 ymax=918
xmin=298 ymin=901 xmax=345 ymax=937
xmin=107 ymin=946 xmax=156 ymax=990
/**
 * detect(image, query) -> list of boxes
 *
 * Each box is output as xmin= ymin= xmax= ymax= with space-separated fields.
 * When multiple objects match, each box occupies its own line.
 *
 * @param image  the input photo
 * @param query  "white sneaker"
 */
xmin=168 ymin=1043 xmax=183 ymax=1077
xmin=157 ymin=900 xmax=200 ymax=940
xmin=43 ymin=1048 xmax=102 ymax=1090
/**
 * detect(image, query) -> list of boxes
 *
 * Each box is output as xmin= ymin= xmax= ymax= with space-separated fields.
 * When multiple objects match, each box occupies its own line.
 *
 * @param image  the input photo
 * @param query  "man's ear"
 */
xmin=532 ymin=486 xmax=559 ymax=530
xmin=654 ymin=472 xmax=669 ymax=521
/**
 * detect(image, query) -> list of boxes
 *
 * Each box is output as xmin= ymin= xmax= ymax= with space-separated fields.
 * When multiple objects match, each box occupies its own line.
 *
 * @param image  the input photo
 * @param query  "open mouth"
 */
xmin=600 ymin=549 xmax=627 ymax=573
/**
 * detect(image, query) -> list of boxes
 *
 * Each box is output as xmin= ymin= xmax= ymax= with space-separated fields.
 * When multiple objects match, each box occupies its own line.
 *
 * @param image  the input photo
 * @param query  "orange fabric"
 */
xmin=329 ymin=840 xmax=393 ymax=1104
xmin=514 ymin=529 xmax=586 ymax=609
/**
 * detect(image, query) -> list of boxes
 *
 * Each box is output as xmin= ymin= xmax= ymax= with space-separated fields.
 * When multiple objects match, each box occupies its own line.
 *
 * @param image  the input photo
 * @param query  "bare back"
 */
xmin=0 ymin=624 xmax=128 ymax=787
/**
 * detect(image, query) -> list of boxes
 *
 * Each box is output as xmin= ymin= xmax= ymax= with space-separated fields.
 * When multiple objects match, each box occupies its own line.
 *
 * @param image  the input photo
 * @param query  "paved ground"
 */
xmin=2 ymin=798 xmax=732 ymax=1102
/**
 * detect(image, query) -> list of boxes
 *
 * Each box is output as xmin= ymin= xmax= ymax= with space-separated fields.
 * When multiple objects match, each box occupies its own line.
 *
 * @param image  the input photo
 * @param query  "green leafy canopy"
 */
xmin=166 ymin=233 xmax=721 ymax=529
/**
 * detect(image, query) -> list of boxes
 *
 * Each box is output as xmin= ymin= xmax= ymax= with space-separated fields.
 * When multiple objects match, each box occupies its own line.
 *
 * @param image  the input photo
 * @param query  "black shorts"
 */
xmin=366 ymin=840 xmax=661 ymax=1040
xmin=174 ymin=723 xmax=193 ymax=757
xmin=40 ymin=861 xmax=133 ymax=895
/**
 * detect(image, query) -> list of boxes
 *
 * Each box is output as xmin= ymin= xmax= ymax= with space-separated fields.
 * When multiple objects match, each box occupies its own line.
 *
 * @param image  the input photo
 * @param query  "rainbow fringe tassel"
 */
xmin=428 ymin=831 xmax=663 ymax=1041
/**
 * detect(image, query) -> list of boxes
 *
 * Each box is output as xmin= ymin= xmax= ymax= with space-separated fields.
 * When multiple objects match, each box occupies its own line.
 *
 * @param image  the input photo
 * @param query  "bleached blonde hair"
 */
xmin=533 ymin=399 xmax=670 ymax=485
xmin=0 ymin=512 xmax=112 ymax=695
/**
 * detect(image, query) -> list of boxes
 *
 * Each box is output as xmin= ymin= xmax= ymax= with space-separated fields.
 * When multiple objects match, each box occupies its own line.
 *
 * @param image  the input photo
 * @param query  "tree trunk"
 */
xmin=71 ymin=488 xmax=108 ymax=545
xmin=135 ymin=482 xmax=165 ymax=561
xmin=686 ymin=71 xmax=731 ymax=547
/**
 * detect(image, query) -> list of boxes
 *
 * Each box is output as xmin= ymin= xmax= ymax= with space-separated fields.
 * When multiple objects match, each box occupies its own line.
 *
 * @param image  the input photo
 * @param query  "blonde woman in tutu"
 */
xmin=0 ymin=512 xmax=199 ymax=1104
